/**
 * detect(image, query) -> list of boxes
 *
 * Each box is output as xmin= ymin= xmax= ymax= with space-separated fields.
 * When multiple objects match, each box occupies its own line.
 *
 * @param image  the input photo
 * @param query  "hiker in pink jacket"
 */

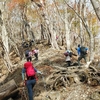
xmin=32 ymin=48 xmax=39 ymax=60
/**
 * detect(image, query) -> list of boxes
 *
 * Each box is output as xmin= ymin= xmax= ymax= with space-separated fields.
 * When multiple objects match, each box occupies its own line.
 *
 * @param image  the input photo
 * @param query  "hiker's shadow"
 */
xmin=63 ymin=62 xmax=79 ymax=68
xmin=72 ymin=62 xmax=79 ymax=66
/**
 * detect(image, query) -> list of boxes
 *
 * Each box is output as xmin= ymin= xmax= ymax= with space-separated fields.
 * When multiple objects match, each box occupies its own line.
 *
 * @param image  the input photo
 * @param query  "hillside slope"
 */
xmin=1 ymin=45 xmax=100 ymax=100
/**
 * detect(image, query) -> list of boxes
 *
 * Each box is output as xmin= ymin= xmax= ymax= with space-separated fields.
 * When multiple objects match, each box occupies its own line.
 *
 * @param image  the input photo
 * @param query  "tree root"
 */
xmin=46 ymin=65 xmax=100 ymax=90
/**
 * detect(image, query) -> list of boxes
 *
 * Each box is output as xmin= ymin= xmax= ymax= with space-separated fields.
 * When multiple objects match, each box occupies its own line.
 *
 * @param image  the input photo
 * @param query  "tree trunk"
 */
xmin=66 ymin=2 xmax=94 ymax=61
xmin=0 ymin=2 xmax=13 ymax=72
xmin=90 ymin=0 xmax=100 ymax=21
xmin=64 ymin=1 xmax=70 ymax=50
xmin=49 ymin=19 xmax=59 ymax=49
xmin=0 ymin=2 xmax=9 ymax=53
xmin=0 ymin=39 xmax=13 ymax=72
xmin=79 ymin=0 xmax=83 ymax=45
xmin=82 ymin=0 xmax=87 ymax=45
xmin=37 ymin=1 xmax=59 ymax=49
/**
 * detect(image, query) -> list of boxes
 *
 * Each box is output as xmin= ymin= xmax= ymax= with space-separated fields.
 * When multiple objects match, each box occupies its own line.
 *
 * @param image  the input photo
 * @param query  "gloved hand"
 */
xmin=37 ymin=70 xmax=43 ymax=74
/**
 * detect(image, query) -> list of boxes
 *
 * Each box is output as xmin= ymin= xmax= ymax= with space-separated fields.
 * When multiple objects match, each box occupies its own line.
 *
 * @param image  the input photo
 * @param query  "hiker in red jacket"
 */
xmin=22 ymin=57 xmax=42 ymax=100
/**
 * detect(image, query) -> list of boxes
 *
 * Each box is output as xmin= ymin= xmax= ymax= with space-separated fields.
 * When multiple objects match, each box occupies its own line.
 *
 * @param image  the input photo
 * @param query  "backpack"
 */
xmin=64 ymin=52 xmax=72 ymax=57
xmin=69 ymin=52 xmax=72 ymax=57
xmin=24 ymin=62 xmax=36 ymax=77
xmin=64 ymin=52 xmax=68 ymax=56
xmin=80 ymin=46 xmax=87 ymax=55
xmin=26 ymin=66 xmax=36 ymax=77
xmin=25 ymin=50 xmax=30 ymax=57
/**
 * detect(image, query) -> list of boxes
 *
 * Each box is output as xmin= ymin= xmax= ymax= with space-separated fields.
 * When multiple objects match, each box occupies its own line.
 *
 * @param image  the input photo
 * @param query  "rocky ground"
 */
xmin=0 ymin=44 xmax=100 ymax=100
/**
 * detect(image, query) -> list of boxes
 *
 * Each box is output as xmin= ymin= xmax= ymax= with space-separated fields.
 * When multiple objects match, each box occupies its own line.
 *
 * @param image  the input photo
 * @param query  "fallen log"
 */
xmin=0 ymin=79 xmax=18 ymax=100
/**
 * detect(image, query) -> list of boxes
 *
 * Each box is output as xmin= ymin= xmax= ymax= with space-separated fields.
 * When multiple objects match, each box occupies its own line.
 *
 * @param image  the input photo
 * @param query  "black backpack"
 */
xmin=80 ymin=46 xmax=87 ymax=55
xmin=69 ymin=52 xmax=72 ymax=57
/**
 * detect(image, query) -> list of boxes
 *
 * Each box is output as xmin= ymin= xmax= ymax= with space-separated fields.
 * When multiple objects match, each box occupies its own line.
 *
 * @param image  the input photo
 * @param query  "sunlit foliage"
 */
xmin=8 ymin=0 xmax=29 ymax=10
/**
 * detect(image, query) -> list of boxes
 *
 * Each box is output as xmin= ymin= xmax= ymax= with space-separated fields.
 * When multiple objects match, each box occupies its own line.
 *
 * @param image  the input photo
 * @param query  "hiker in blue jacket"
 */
xmin=77 ymin=46 xmax=88 ymax=66
xmin=77 ymin=44 xmax=81 ymax=56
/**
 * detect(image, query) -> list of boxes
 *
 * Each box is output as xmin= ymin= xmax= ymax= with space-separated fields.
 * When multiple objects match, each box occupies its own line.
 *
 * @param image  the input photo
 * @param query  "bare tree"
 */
xmin=0 ymin=2 xmax=9 ymax=53
xmin=0 ymin=40 xmax=13 ymax=72
xmin=90 ymin=0 xmax=100 ymax=21
xmin=64 ymin=0 xmax=71 ymax=50
xmin=66 ymin=1 xmax=94 ymax=61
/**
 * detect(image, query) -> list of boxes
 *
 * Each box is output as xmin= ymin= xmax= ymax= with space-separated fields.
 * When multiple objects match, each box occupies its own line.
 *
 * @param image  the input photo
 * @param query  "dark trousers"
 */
xmin=34 ymin=53 xmax=38 ymax=60
xmin=26 ymin=79 xmax=36 ymax=100
xmin=66 ymin=61 xmax=71 ymax=66
xmin=78 ymin=54 xmax=87 ymax=66
xmin=26 ymin=56 xmax=32 ymax=61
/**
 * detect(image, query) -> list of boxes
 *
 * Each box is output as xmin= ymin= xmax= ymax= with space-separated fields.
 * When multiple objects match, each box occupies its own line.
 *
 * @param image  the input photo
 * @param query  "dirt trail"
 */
xmin=1 ymin=47 xmax=100 ymax=100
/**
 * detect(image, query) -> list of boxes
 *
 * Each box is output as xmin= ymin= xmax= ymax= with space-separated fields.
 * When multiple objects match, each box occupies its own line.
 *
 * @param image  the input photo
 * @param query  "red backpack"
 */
xmin=64 ymin=52 xmax=68 ymax=56
xmin=24 ymin=62 xmax=36 ymax=77
xmin=26 ymin=66 xmax=35 ymax=77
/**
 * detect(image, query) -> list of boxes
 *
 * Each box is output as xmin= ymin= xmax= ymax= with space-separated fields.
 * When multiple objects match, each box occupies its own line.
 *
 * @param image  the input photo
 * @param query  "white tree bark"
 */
xmin=79 ymin=0 xmax=83 ymax=45
xmin=34 ymin=0 xmax=60 ymax=50
xmin=0 ymin=2 xmax=13 ymax=72
xmin=64 ymin=1 xmax=70 ymax=50
xmin=50 ymin=23 xmax=59 ymax=50
xmin=2 ymin=25 xmax=9 ymax=52
xmin=0 ymin=2 xmax=9 ymax=53
xmin=83 ymin=0 xmax=87 ymax=45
